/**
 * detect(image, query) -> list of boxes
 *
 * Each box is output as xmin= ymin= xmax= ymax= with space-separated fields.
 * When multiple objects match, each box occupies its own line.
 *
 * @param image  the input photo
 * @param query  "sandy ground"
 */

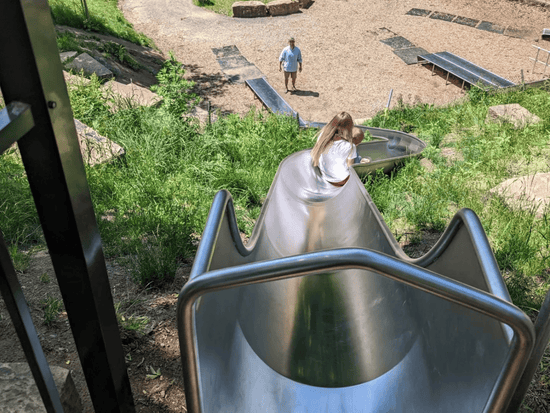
xmin=121 ymin=0 xmax=550 ymax=123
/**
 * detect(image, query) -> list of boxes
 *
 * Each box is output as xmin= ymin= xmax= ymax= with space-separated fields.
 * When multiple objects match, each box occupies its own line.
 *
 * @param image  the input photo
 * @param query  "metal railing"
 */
xmin=530 ymin=45 xmax=550 ymax=79
xmin=0 ymin=0 xmax=134 ymax=411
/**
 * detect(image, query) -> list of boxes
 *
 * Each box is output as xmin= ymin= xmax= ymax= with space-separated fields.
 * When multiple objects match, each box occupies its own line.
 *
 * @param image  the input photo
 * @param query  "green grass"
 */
xmin=2 ymin=50 xmax=549 ymax=309
xmin=56 ymin=57 xmax=316 ymax=286
xmin=42 ymin=296 xmax=63 ymax=325
xmin=363 ymin=86 xmax=550 ymax=311
xmin=115 ymin=302 xmax=150 ymax=333
xmin=57 ymin=31 xmax=142 ymax=71
xmin=49 ymin=0 xmax=153 ymax=46
xmin=193 ymin=0 xmax=269 ymax=16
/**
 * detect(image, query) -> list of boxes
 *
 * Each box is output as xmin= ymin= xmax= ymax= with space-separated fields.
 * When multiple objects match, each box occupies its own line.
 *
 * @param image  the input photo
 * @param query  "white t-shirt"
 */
xmin=318 ymin=140 xmax=357 ymax=183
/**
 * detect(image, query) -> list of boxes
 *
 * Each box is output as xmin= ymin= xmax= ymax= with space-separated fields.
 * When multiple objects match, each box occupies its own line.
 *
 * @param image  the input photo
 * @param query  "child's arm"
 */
xmin=348 ymin=144 xmax=361 ymax=165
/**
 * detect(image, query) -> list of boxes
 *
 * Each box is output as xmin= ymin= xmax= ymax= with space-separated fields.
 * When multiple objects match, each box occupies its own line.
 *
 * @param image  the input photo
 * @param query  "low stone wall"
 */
xmin=233 ymin=0 xmax=307 ymax=18
xmin=232 ymin=1 xmax=267 ymax=18
xmin=267 ymin=0 xmax=300 ymax=16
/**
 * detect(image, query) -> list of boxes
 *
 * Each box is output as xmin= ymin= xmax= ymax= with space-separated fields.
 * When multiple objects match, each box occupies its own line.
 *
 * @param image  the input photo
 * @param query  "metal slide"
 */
xmin=177 ymin=149 xmax=549 ymax=413
xmin=245 ymin=77 xmax=426 ymax=176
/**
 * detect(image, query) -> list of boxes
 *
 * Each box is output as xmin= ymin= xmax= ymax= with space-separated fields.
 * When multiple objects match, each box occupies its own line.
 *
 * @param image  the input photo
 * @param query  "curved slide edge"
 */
xmin=178 ymin=245 xmax=535 ymax=413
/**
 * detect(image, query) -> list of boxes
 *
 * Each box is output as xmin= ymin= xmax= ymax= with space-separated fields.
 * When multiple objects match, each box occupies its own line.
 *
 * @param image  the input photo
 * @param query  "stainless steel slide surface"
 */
xmin=177 ymin=149 xmax=537 ymax=413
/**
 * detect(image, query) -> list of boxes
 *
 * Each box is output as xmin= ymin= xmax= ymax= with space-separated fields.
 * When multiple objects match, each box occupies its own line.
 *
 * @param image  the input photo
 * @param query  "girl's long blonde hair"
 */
xmin=311 ymin=112 xmax=354 ymax=167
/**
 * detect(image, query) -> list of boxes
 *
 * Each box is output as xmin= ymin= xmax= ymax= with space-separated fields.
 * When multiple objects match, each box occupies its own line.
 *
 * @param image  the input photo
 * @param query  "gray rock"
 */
xmin=65 ymin=53 xmax=113 ymax=79
xmin=486 ymin=104 xmax=541 ymax=129
xmin=187 ymin=105 xmax=220 ymax=126
xmin=267 ymin=0 xmax=300 ymax=16
xmin=102 ymin=80 xmax=161 ymax=111
xmin=232 ymin=1 xmax=267 ymax=17
xmin=74 ymin=119 xmax=125 ymax=166
xmin=59 ymin=51 xmax=78 ymax=63
xmin=440 ymin=147 xmax=464 ymax=164
xmin=420 ymin=158 xmax=435 ymax=172
xmin=91 ymin=52 xmax=122 ymax=77
xmin=0 ymin=362 xmax=82 ymax=413
xmin=490 ymin=173 xmax=550 ymax=218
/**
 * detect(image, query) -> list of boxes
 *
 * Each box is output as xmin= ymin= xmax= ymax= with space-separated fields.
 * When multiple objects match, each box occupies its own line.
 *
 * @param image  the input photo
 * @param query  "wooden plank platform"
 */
xmin=418 ymin=51 xmax=515 ymax=88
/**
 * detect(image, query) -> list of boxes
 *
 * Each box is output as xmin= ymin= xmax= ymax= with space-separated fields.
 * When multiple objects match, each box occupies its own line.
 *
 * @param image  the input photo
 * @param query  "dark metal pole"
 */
xmin=0 ymin=1 xmax=134 ymax=411
xmin=0 ymin=231 xmax=64 ymax=413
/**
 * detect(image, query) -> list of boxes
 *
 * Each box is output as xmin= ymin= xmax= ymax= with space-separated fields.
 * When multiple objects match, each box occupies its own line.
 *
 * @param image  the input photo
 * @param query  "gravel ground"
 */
xmin=121 ymin=0 xmax=550 ymax=123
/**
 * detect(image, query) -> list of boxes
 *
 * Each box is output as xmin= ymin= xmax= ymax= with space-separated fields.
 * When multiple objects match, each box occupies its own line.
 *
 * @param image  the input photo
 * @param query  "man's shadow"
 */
xmin=290 ymin=90 xmax=319 ymax=97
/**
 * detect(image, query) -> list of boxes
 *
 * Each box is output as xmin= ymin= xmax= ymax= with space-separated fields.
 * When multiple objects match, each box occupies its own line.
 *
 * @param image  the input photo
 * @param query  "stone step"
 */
xmin=59 ymin=51 xmax=78 ymax=63
xmin=102 ymin=80 xmax=161 ymax=111
xmin=0 ymin=362 xmax=82 ymax=412
xmin=65 ymin=52 xmax=113 ymax=79
xmin=74 ymin=119 xmax=125 ymax=166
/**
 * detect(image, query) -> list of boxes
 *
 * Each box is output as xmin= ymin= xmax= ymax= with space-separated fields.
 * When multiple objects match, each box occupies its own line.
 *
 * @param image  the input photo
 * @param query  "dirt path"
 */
xmin=121 ymin=0 xmax=550 ymax=123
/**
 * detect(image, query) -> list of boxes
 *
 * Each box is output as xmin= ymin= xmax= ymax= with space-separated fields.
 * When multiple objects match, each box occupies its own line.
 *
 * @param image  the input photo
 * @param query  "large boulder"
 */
xmin=486 ymin=103 xmax=541 ymax=129
xmin=489 ymin=173 xmax=550 ymax=218
xmin=102 ymin=80 xmax=161 ymax=111
xmin=0 ymin=362 xmax=82 ymax=413
xmin=65 ymin=52 xmax=113 ymax=79
xmin=267 ymin=0 xmax=300 ymax=16
xmin=74 ymin=119 xmax=125 ymax=166
xmin=232 ymin=1 xmax=267 ymax=18
xmin=298 ymin=0 xmax=313 ymax=7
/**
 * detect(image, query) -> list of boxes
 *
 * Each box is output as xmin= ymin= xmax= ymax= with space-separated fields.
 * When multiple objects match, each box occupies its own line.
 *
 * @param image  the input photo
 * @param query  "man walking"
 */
xmin=279 ymin=37 xmax=302 ymax=92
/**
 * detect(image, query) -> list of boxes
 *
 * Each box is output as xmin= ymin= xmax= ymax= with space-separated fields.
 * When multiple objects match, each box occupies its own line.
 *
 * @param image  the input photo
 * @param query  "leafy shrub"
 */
xmin=151 ymin=53 xmax=198 ymax=116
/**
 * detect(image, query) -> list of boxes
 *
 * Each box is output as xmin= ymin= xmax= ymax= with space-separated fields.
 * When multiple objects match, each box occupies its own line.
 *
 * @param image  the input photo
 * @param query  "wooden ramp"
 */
xmin=245 ymin=77 xmax=307 ymax=126
xmin=418 ymin=51 xmax=515 ymax=89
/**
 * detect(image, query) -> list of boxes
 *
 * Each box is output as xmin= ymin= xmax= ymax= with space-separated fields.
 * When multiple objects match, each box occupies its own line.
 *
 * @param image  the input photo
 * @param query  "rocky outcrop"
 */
xmin=65 ymin=52 xmax=113 ymax=79
xmin=486 ymin=103 xmax=541 ymax=129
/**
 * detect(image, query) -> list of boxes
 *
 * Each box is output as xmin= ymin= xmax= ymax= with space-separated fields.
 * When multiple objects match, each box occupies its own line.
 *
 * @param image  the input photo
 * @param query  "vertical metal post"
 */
xmin=386 ymin=89 xmax=393 ymax=110
xmin=543 ymin=52 xmax=550 ymax=77
xmin=0 ymin=231 xmax=64 ymax=413
xmin=521 ymin=69 xmax=524 ymax=89
xmin=207 ymin=100 xmax=211 ymax=125
xmin=533 ymin=47 xmax=540 ymax=74
xmin=0 ymin=1 xmax=134 ymax=412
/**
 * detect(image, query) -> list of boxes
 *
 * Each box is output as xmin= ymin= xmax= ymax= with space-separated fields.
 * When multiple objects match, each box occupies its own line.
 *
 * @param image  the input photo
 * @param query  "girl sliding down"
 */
xmin=311 ymin=112 xmax=367 ymax=187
